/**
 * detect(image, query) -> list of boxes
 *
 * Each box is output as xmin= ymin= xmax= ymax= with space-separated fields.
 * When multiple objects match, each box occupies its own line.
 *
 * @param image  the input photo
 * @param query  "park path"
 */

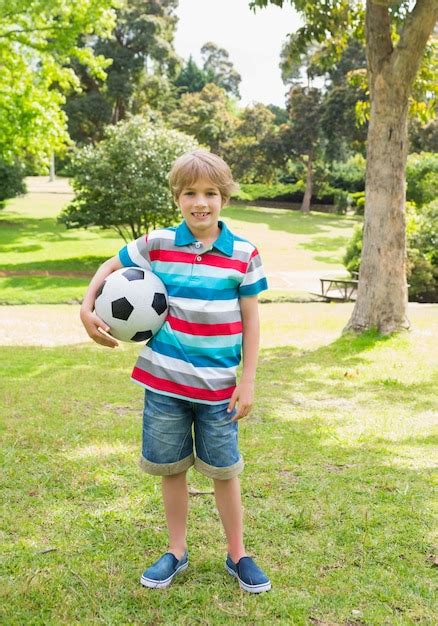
xmin=1 ymin=303 xmax=436 ymax=348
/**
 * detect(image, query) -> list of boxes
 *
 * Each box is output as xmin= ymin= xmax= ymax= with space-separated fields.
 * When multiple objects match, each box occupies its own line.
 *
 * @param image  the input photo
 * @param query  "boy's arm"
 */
xmin=80 ymin=254 xmax=123 ymax=348
xmin=227 ymin=295 xmax=260 ymax=421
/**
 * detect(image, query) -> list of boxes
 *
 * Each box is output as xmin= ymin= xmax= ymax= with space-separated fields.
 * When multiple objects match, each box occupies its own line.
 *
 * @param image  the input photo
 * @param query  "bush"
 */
xmin=332 ymin=189 xmax=349 ymax=213
xmin=406 ymin=152 xmax=438 ymax=207
xmin=233 ymin=182 xmax=304 ymax=202
xmin=343 ymin=225 xmax=363 ymax=275
xmin=407 ymin=248 xmax=438 ymax=302
xmin=328 ymin=154 xmax=366 ymax=193
xmin=343 ymin=200 xmax=438 ymax=302
xmin=407 ymin=199 xmax=438 ymax=301
xmin=350 ymin=191 xmax=365 ymax=215
xmin=233 ymin=181 xmax=349 ymax=210
xmin=59 ymin=116 xmax=197 ymax=241
xmin=0 ymin=159 xmax=26 ymax=204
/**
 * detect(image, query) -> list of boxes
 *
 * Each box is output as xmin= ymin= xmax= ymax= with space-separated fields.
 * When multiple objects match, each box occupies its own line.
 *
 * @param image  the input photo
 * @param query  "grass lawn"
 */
xmin=0 ymin=180 xmax=360 ymax=304
xmin=1 ymin=305 xmax=437 ymax=625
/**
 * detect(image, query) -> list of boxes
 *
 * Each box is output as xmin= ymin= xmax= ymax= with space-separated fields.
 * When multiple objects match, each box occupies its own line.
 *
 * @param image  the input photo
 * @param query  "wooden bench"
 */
xmin=311 ymin=276 xmax=359 ymax=302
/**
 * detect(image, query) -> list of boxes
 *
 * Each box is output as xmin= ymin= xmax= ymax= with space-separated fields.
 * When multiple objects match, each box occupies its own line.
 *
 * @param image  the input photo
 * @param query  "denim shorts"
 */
xmin=140 ymin=390 xmax=244 ymax=479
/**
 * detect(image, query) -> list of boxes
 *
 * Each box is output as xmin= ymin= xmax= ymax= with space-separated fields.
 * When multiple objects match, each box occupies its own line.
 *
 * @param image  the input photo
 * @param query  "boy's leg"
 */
xmin=162 ymin=470 xmax=189 ymax=560
xmin=213 ymin=476 xmax=246 ymax=563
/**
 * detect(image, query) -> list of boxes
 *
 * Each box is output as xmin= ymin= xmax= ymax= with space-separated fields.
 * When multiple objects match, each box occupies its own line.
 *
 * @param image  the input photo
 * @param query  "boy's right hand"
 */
xmin=80 ymin=309 xmax=119 ymax=348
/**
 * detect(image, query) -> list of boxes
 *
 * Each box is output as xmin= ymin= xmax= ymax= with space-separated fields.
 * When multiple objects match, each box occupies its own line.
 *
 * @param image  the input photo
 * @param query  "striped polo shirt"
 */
xmin=118 ymin=220 xmax=268 ymax=404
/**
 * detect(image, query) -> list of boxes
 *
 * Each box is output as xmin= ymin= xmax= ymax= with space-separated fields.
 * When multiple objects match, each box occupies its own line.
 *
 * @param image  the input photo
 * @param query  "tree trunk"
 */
xmin=112 ymin=97 xmax=126 ymax=124
xmin=301 ymin=152 xmax=312 ymax=213
xmin=344 ymin=79 xmax=410 ymax=334
xmin=49 ymin=152 xmax=55 ymax=182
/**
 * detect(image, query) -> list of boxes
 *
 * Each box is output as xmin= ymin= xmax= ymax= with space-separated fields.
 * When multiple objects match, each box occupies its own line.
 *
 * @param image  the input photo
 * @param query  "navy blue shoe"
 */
xmin=140 ymin=551 xmax=189 ymax=588
xmin=226 ymin=555 xmax=271 ymax=593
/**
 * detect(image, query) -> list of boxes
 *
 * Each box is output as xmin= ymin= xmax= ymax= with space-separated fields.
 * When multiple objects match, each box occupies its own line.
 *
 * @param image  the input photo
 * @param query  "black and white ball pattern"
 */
xmin=94 ymin=267 xmax=168 ymax=342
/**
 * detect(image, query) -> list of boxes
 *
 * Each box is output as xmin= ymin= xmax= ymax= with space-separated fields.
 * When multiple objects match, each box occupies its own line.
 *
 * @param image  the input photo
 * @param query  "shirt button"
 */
xmin=196 ymin=255 xmax=202 ymax=262
xmin=195 ymin=242 xmax=201 ymax=248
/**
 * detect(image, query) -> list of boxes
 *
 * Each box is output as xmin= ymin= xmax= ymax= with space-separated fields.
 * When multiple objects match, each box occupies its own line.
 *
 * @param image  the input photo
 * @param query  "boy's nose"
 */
xmin=194 ymin=196 xmax=208 ymax=207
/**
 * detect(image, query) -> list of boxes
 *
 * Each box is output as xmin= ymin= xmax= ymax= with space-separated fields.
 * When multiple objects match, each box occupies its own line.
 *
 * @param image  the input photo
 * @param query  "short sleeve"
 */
xmin=118 ymin=234 xmax=151 ymax=270
xmin=238 ymin=248 xmax=268 ymax=298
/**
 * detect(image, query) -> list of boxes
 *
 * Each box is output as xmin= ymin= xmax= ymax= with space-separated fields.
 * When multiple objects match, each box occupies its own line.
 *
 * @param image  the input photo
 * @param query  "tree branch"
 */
xmin=392 ymin=0 xmax=438 ymax=86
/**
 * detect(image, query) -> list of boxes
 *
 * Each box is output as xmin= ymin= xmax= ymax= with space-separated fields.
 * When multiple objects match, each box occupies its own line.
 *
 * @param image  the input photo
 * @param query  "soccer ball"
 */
xmin=94 ymin=267 xmax=168 ymax=342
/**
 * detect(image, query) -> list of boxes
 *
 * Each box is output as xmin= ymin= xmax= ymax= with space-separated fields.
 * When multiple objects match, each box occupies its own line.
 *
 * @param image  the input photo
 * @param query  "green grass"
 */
xmin=0 ymin=182 xmax=360 ymax=304
xmin=1 ymin=306 xmax=437 ymax=624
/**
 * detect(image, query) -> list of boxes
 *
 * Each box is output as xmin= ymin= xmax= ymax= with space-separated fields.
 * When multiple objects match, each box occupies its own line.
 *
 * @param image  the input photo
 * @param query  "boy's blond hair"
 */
xmin=169 ymin=150 xmax=238 ymax=206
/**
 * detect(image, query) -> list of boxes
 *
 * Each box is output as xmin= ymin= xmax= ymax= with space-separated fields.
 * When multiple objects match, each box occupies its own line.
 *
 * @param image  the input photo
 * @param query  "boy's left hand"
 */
xmin=227 ymin=381 xmax=254 ymax=421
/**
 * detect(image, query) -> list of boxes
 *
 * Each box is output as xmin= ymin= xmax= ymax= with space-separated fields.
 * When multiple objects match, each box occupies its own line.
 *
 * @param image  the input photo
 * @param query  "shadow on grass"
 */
xmin=0 ymin=213 xmax=122 ymax=253
xmin=0 ymin=341 xmax=436 ymax=622
xmin=0 ymin=256 xmax=108 ymax=274
xmin=223 ymin=204 xmax=360 ymax=236
xmin=0 ymin=276 xmax=88 ymax=296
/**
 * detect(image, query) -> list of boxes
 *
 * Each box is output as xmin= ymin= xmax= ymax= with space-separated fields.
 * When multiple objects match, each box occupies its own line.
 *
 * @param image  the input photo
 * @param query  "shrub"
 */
xmin=406 ymin=152 xmax=438 ymax=207
xmin=0 ymin=159 xmax=26 ymax=205
xmin=328 ymin=154 xmax=366 ymax=193
xmin=343 ymin=225 xmax=363 ymax=275
xmin=233 ymin=182 xmax=304 ymax=202
xmin=233 ymin=181 xmax=349 ymax=209
xmin=59 ymin=116 xmax=197 ymax=241
xmin=350 ymin=192 xmax=365 ymax=215
xmin=343 ymin=200 xmax=438 ymax=302
xmin=407 ymin=199 xmax=438 ymax=302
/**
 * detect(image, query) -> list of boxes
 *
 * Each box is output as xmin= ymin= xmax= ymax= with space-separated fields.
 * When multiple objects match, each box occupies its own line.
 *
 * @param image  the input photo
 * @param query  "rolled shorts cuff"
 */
xmin=139 ymin=452 xmax=194 ymax=476
xmin=194 ymin=455 xmax=244 ymax=479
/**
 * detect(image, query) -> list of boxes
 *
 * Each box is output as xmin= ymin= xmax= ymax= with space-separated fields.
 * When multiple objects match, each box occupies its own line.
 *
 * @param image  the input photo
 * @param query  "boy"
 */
xmin=80 ymin=150 xmax=271 ymax=593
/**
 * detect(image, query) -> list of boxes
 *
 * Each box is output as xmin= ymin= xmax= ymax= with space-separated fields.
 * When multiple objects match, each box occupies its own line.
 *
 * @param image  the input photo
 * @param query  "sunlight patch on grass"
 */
xmin=64 ymin=442 xmax=136 ymax=461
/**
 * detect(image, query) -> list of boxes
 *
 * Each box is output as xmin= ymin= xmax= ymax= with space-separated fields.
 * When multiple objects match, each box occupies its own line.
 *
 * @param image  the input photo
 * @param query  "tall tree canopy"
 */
xmin=174 ymin=55 xmax=210 ymax=94
xmin=0 ymin=0 xmax=116 ymax=166
xmin=251 ymin=0 xmax=438 ymax=334
xmin=170 ymin=83 xmax=237 ymax=154
xmin=224 ymin=103 xmax=286 ymax=183
xmin=200 ymin=42 xmax=242 ymax=98
xmin=174 ymin=42 xmax=242 ymax=99
xmin=64 ymin=0 xmax=180 ymax=145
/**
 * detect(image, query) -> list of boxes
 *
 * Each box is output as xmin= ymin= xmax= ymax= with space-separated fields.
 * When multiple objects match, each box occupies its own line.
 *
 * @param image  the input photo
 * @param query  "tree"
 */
xmin=201 ymin=42 xmax=242 ymax=98
xmin=0 ymin=0 xmax=116 ymax=167
xmin=267 ymin=104 xmax=289 ymax=126
xmin=169 ymin=83 xmax=238 ymax=154
xmin=64 ymin=0 xmax=180 ymax=144
xmin=174 ymin=55 xmax=210 ymax=94
xmin=59 ymin=116 xmax=197 ymax=241
xmin=251 ymin=0 xmax=438 ymax=334
xmin=223 ymin=104 xmax=286 ymax=183
xmin=285 ymin=86 xmax=323 ymax=212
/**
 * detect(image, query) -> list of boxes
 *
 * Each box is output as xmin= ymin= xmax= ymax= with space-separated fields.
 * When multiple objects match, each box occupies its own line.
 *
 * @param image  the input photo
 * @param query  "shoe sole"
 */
xmin=226 ymin=564 xmax=272 ymax=593
xmin=140 ymin=560 xmax=189 ymax=589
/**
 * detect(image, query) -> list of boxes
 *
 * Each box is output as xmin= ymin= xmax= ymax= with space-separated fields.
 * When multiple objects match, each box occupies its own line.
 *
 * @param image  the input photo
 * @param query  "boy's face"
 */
xmin=177 ymin=178 xmax=223 ymax=238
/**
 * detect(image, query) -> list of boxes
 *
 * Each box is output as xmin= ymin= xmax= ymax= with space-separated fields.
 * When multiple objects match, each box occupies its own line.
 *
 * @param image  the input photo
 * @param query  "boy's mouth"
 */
xmin=191 ymin=212 xmax=210 ymax=218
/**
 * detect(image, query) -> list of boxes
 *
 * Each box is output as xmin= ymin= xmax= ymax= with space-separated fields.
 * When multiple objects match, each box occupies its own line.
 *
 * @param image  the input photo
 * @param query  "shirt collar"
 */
xmin=175 ymin=220 xmax=234 ymax=257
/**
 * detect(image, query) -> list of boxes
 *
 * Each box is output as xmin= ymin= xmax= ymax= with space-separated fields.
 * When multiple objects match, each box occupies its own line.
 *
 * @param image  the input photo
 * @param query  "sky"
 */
xmin=173 ymin=0 xmax=303 ymax=108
